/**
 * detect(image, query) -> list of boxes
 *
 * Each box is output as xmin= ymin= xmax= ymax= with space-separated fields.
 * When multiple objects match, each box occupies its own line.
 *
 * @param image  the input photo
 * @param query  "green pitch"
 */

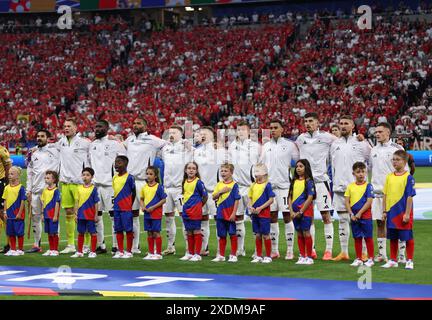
xmin=0 ymin=168 xmax=430 ymax=287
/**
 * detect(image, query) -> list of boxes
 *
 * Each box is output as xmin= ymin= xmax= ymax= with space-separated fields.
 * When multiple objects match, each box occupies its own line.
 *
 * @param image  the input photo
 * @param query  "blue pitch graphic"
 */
xmin=0 ymin=266 xmax=431 ymax=299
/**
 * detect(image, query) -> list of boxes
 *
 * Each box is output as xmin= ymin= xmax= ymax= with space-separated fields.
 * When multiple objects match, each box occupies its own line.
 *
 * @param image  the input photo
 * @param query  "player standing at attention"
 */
xmin=140 ymin=166 xmax=167 ymax=260
xmin=228 ymin=121 xmax=261 ymax=257
xmin=296 ymin=112 xmax=336 ymax=260
xmin=161 ymin=125 xmax=193 ymax=256
xmin=56 ymin=118 xmax=91 ymax=254
xmin=289 ymin=159 xmax=316 ymax=265
xmin=71 ymin=168 xmax=100 ymax=258
xmin=41 ymin=171 xmax=61 ymax=256
xmin=261 ymin=119 xmax=299 ymax=260
xmin=124 ymin=117 xmax=167 ymax=254
xmin=0 ymin=144 xmax=12 ymax=253
xmin=248 ymin=163 xmax=275 ymax=264
xmin=331 ymin=115 xmax=371 ymax=262
xmin=112 ymin=156 xmax=136 ymax=259
xmin=370 ymin=123 xmax=405 ymax=263
xmin=382 ymin=150 xmax=416 ymax=270
xmin=26 ymin=129 xmax=59 ymax=253
xmin=212 ymin=163 xmax=241 ymax=263
xmin=89 ymin=119 xmax=126 ymax=255
xmin=2 ymin=166 xmax=27 ymax=256
xmin=180 ymin=162 xmax=208 ymax=262
xmin=344 ymin=162 xmax=375 ymax=267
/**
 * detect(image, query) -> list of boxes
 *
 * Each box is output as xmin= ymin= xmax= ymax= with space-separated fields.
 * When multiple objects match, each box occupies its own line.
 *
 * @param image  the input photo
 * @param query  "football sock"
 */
xmin=201 ymin=220 xmax=210 ymax=253
xmin=65 ymin=215 xmax=75 ymax=246
xmin=126 ymin=232 xmax=134 ymax=253
xmin=230 ymin=235 xmax=238 ymax=256
xmin=116 ymin=233 xmax=124 ymax=253
xmin=166 ymin=216 xmax=176 ymax=250
xmin=390 ymin=239 xmax=398 ymax=261
xmin=255 ymin=238 xmax=262 ymax=257
xmin=377 ymin=237 xmax=387 ymax=258
xmin=310 ymin=224 xmax=316 ymax=250
xmin=10 ymin=236 xmax=16 ymax=251
xmin=338 ymin=213 xmax=350 ymax=254
xmin=406 ymin=239 xmax=414 ymax=260
xmin=398 ymin=240 xmax=406 ymax=259
xmin=155 ymin=236 xmax=162 ymax=255
xmin=264 ymin=238 xmax=272 ymax=258
xmin=32 ymin=214 xmax=42 ymax=247
xmin=270 ymin=222 xmax=279 ymax=254
xmin=235 ymin=220 xmax=245 ymax=255
xmin=77 ymin=234 xmax=84 ymax=253
xmin=354 ymin=238 xmax=362 ymax=259
xmin=365 ymin=237 xmax=374 ymax=258
xmin=194 ymin=233 xmax=202 ymax=255
xmin=285 ymin=221 xmax=295 ymax=256
xmin=324 ymin=222 xmax=334 ymax=252
xmin=96 ymin=213 xmax=104 ymax=248
xmin=91 ymin=234 xmax=97 ymax=253
xmin=187 ymin=234 xmax=194 ymax=255
xmin=297 ymin=235 xmax=305 ymax=257
xmin=132 ymin=216 xmax=140 ymax=251
xmin=219 ymin=237 xmax=227 ymax=257
xmin=148 ymin=237 xmax=155 ymax=254
xmin=18 ymin=236 xmax=24 ymax=251
xmin=305 ymin=235 xmax=313 ymax=258
xmin=110 ymin=216 xmax=118 ymax=248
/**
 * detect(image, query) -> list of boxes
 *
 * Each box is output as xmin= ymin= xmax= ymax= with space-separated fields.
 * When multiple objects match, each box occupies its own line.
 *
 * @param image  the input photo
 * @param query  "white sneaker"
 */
xmin=211 ymin=255 xmax=226 ymax=262
xmin=374 ymin=254 xmax=388 ymax=263
xmin=83 ymin=246 xmax=90 ymax=255
xmin=42 ymin=250 xmax=52 ymax=256
xmin=71 ymin=252 xmax=84 ymax=258
xmin=132 ymin=248 xmax=141 ymax=254
xmin=180 ymin=253 xmax=193 ymax=261
xmin=364 ymin=259 xmax=375 ymax=267
xmin=112 ymin=251 xmax=124 ymax=259
xmin=143 ymin=253 xmax=154 ymax=260
xmin=251 ymin=252 xmax=257 ymax=259
xmin=304 ymin=257 xmax=314 ymax=265
xmin=60 ymin=245 xmax=76 ymax=254
xmin=285 ymin=252 xmax=294 ymax=260
xmin=251 ymin=256 xmax=263 ymax=263
xmin=121 ymin=252 xmax=133 ymax=259
xmin=162 ymin=248 xmax=176 ymax=256
xmin=381 ymin=260 xmax=399 ymax=268
xmin=189 ymin=254 xmax=202 ymax=262
xmin=49 ymin=250 xmax=59 ymax=257
xmin=262 ymin=256 xmax=273 ymax=264
xmin=5 ymin=250 xmax=17 ymax=256
xmin=228 ymin=255 xmax=238 ymax=263
xmin=150 ymin=254 xmax=163 ymax=260
xmin=398 ymin=254 xmax=407 ymax=264
xmin=295 ymin=257 xmax=306 ymax=265
xmin=88 ymin=252 xmax=97 ymax=258
xmin=236 ymin=249 xmax=246 ymax=257
xmin=350 ymin=259 xmax=364 ymax=267
xmin=405 ymin=260 xmax=414 ymax=270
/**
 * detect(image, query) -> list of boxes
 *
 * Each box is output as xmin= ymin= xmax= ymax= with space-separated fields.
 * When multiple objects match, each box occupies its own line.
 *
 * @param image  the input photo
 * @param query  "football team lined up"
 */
xmin=0 ymin=112 xmax=416 ymax=269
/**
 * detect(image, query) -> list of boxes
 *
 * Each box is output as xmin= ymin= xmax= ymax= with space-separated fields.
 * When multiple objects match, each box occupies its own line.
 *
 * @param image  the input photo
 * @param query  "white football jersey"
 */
xmin=193 ymin=143 xmax=228 ymax=192
xmin=229 ymin=138 xmax=261 ymax=187
xmin=57 ymin=134 xmax=90 ymax=184
xmin=26 ymin=144 xmax=60 ymax=194
xmin=162 ymin=139 xmax=193 ymax=188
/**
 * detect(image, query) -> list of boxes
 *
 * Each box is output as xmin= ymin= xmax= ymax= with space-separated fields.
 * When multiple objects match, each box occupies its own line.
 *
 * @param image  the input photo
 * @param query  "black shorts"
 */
xmin=0 ymin=178 xmax=6 ymax=209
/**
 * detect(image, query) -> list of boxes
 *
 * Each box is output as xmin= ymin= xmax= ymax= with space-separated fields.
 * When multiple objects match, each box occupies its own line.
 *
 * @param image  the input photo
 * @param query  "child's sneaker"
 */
xmin=262 ymin=256 xmax=273 ymax=264
xmin=251 ymin=256 xmax=263 ymax=263
xmin=295 ymin=257 xmax=306 ymax=265
xmin=71 ymin=252 xmax=84 ymax=258
xmin=228 ymin=255 xmax=238 ymax=263
xmin=180 ymin=253 xmax=193 ymax=261
xmin=112 ymin=251 xmax=124 ymax=259
xmin=304 ymin=257 xmax=314 ymax=265
xmin=189 ymin=254 xmax=202 ymax=262
xmin=350 ymin=259 xmax=364 ymax=267
xmin=364 ymin=259 xmax=375 ymax=267
xmin=143 ymin=253 xmax=154 ymax=260
xmin=42 ymin=250 xmax=52 ymax=256
xmin=150 ymin=254 xmax=163 ymax=260
xmin=381 ymin=260 xmax=398 ymax=268
xmin=211 ymin=254 xmax=226 ymax=262
xmin=16 ymin=250 xmax=24 ymax=256
xmin=88 ymin=252 xmax=97 ymax=258
xmin=121 ymin=252 xmax=133 ymax=259
xmin=49 ymin=250 xmax=59 ymax=257
xmin=5 ymin=250 xmax=17 ymax=256
xmin=405 ymin=260 xmax=414 ymax=270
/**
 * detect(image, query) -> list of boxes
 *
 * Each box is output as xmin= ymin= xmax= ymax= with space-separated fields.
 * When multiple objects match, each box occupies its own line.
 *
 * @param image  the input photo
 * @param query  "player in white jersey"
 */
xmin=161 ymin=125 xmax=193 ymax=255
xmin=193 ymin=126 xmax=227 ymax=255
xmin=296 ymin=112 xmax=337 ymax=260
xmin=56 ymin=118 xmax=91 ymax=254
xmin=124 ymin=117 xmax=167 ymax=253
xmin=89 ymin=120 xmax=126 ymax=254
xmin=261 ymin=119 xmax=299 ymax=260
xmin=25 ymin=129 xmax=60 ymax=253
xmin=370 ymin=122 xmax=405 ymax=263
xmin=228 ymin=121 xmax=261 ymax=256
xmin=330 ymin=115 xmax=371 ymax=261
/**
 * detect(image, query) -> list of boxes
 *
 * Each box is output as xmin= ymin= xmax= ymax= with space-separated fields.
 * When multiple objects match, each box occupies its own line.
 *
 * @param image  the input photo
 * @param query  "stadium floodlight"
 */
xmin=185 ymin=7 xmax=194 ymax=12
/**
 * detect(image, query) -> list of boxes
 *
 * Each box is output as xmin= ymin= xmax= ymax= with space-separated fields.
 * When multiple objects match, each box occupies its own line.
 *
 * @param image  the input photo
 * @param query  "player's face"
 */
xmin=304 ymin=117 xmax=318 ymax=133
xmin=220 ymin=167 xmax=232 ymax=180
xmin=95 ymin=122 xmax=108 ymax=139
xmin=36 ymin=132 xmax=48 ymax=147
xmin=146 ymin=169 xmax=156 ymax=183
xmin=296 ymin=162 xmax=305 ymax=177
xmin=255 ymin=174 xmax=266 ymax=183
xmin=45 ymin=174 xmax=55 ymax=186
xmin=392 ymin=155 xmax=406 ymax=171
xmin=331 ymin=126 xmax=341 ymax=137
xmin=237 ymin=125 xmax=250 ymax=140
xmin=169 ymin=128 xmax=182 ymax=143
xmin=375 ymin=126 xmax=390 ymax=143
xmin=133 ymin=119 xmax=146 ymax=136
xmin=396 ymin=138 xmax=404 ymax=147
xmin=114 ymin=158 xmax=127 ymax=173
xmin=353 ymin=168 xmax=366 ymax=182
xmin=186 ymin=163 xmax=197 ymax=179
xmin=63 ymin=121 xmax=77 ymax=137
xmin=82 ymin=171 xmax=93 ymax=184
xmin=339 ymin=119 xmax=354 ymax=137
xmin=201 ymin=129 xmax=214 ymax=144
xmin=8 ymin=168 xmax=19 ymax=182
xmin=270 ymin=123 xmax=283 ymax=139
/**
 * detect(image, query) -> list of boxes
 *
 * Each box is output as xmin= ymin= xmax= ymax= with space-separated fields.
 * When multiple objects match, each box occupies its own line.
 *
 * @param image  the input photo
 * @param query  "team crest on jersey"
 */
xmin=105 ymin=145 xmax=110 ymax=151
xmin=92 ymin=146 xmax=97 ymax=150
xmin=336 ymin=147 xmax=340 ymax=151
xmin=303 ymin=141 xmax=307 ymax=144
